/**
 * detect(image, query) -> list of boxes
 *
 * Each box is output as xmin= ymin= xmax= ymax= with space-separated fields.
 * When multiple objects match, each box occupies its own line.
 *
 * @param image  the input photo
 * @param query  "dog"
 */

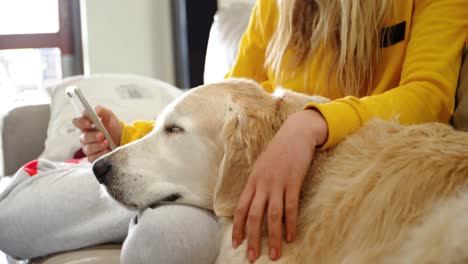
xmin=93 ymin=79 xmax=468 ymax=263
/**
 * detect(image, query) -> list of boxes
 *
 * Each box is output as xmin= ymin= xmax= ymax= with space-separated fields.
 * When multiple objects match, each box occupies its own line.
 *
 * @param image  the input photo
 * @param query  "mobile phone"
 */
xmin=66 ymin=85 xmax=118 ymax=150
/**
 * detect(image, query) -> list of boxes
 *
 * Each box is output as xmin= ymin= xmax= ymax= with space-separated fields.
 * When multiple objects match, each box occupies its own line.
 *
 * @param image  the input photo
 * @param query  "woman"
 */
xmin=75 ymin=0 xmax=467 ymax=262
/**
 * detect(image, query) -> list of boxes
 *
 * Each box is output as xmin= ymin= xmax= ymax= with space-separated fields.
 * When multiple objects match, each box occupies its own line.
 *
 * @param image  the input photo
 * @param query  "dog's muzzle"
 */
xmin=93 ymin=158 xmax=112 ymax=185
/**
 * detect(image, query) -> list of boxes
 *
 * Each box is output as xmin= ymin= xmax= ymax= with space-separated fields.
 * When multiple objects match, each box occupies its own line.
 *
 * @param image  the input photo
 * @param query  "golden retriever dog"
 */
xmin=93 ymin=79 xmax=468 ymax=263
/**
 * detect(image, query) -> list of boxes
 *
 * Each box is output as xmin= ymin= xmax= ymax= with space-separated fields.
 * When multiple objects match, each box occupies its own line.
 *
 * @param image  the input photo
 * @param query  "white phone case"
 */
xmin=66 ymin=86 xmax=118 ymax=150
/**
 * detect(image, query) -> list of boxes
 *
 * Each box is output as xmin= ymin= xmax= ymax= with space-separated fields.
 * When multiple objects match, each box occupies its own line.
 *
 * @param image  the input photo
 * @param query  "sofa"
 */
xmin=1 ymin=2 xmax=467 ymax=263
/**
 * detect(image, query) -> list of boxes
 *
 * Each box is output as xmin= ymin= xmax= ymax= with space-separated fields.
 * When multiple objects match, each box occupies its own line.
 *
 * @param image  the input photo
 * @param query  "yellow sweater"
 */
xmin=121 ymin=0 xmax=467 ymax=148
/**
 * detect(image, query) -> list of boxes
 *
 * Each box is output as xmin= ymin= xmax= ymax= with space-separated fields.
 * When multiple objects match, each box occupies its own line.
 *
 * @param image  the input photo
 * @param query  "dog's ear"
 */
xmin=213 ymin=94 xmax=286 ymax=217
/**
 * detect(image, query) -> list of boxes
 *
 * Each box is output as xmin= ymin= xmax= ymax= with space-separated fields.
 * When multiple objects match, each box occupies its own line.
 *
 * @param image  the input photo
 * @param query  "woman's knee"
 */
xmin=121 ymin=204 xmax=219 ymax=264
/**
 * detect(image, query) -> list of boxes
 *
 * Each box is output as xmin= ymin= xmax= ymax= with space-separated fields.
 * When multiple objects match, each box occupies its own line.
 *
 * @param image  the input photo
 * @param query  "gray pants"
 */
xmin=0 ymin=160 xmax=219 ymax=263
xmin=122 ymin=205 xmax=219 ymax=264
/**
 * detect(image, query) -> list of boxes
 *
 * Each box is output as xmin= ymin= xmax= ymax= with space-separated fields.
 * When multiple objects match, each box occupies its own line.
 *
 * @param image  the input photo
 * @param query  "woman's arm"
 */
xmin=307 ymin=0 xmax=468 ymax=149
xmin=120 ymin=120 xmax=156 ymax=145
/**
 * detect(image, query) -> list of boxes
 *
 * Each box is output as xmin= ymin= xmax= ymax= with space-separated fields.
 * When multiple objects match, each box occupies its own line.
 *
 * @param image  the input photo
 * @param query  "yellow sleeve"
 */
xmin=120 ymin=120 xmax=155 ymax=146
xmin=225 ymin=0 xmax=277 ymax=93
xmin=306 ymin=0 xmax=468 ymax=149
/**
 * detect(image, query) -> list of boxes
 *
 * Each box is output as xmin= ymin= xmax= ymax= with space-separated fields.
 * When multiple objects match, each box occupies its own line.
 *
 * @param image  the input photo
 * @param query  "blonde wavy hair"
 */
xmin=266 ymin=0 xmax=392 ymax=97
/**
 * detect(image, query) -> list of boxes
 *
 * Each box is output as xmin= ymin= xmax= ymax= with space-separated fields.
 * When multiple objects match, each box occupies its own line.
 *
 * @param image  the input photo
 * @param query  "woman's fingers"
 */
xmin=83 ymin=140 xmax=109 ymax=156
xmin=73 ymin=105 xmax=112 ymax=132
xmin=87 ymin=148 xmax=110 ymax=163
xmin=73 ymin=105 xmax=121 ymax=161
xmin=72 ymin=117 xmax=92 ymax=131
xmin=267 ymin=188 xmax=284 ymax=260
xmin=246 ymin=191 xmax=268 ymax=263
xmin=232 ymin=182 xmax=255 ymax=248
xmin=80 ymin=131 xmax=104 ymax=144
xmin=284 ymin=184 xmax=301 ymax=243
xmin=95 ymin=105 xmax=113 ymax=123
xmin=95 ymin=105 xmax=122 ymax=145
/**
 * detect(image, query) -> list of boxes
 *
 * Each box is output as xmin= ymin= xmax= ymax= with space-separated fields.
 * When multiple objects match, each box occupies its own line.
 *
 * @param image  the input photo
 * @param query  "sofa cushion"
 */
xmin=204 ymin=3 xmax=253 ymax=84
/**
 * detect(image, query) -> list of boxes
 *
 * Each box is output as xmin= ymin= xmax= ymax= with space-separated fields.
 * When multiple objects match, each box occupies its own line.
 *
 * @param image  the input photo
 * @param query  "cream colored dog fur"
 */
xmin=95 ymin=79 xmax=468 ymax=263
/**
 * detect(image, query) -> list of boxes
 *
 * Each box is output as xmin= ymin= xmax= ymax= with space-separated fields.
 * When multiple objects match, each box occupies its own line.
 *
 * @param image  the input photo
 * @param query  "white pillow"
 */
xmin=204 ymin=3 xmax=253 ymax=84
xmin=203 ymin=2 xmax=253 ymax=84
xmin=40 ymin=74 xmax=183 ymax=161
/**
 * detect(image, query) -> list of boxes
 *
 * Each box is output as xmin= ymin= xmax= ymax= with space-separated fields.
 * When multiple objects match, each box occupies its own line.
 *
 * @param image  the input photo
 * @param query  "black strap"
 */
xmin=381 ymin=21 xmax=406 ymax=48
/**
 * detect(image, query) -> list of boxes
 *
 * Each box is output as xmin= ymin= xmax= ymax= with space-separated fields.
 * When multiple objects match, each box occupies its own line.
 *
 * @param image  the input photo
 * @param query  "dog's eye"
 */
xmin=164 ymin=124 xmax=184 ymax=134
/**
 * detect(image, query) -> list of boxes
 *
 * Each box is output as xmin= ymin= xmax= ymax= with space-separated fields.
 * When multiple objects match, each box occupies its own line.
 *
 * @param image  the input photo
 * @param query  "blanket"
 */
xmin=0 ymin=159 xmax=134 ymax=259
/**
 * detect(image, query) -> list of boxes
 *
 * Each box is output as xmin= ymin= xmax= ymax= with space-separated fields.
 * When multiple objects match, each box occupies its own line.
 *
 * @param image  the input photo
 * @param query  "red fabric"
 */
xmin=65 ymin=158 xmax=83 ymax=164
xmin=73 ymin=148 xmax=86 ymax=159
xmin=23 ymin=160 xmax=39 ymax=177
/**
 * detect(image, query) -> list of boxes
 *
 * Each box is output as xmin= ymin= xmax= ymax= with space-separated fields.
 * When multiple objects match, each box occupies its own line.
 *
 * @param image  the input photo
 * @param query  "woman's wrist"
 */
xmin=306 ymin=109 xmax=328 ymax=147
xmin=290 ymin=109 xmax=328 ymax=147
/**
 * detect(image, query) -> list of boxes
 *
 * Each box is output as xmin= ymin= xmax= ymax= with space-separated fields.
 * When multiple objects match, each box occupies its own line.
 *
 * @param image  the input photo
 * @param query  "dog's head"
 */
xmin=93 ymin=79 xmax=328 ymax=216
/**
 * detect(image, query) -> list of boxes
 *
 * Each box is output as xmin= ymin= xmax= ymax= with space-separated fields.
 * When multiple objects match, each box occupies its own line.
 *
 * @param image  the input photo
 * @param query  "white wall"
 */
xmin=81 ymin=0 xmax=175 ymax=85
xmin=218 ymin=0 xmax=256 ymax=9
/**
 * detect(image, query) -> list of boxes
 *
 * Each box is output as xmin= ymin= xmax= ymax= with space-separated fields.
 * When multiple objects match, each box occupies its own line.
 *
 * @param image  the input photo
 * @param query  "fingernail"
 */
xmin=232 ymin=239 xmax=238 ymax=248
xmin=287 ymin=233 xmax=292 ymax=242
xmin=270 ymin=248 xmax=277 ymax=259
xmin=248 ymin=249 xmax=255 ymax=261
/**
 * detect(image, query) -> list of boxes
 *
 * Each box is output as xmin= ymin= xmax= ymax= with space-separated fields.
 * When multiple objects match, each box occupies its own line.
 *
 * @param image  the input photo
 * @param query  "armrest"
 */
xmin=0 ymin=104 xmax=50 ymax=176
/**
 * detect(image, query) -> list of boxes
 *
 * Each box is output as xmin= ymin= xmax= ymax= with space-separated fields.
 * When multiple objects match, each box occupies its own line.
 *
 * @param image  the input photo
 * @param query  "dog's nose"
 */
xmin=93 ymin=159 xmax=112 ymax=185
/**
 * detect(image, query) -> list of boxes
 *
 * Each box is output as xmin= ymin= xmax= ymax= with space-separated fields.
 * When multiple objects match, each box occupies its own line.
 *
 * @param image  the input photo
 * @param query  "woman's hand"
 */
xmin=72 ymin=105 xmax=122 ymax=162
xmin=231 ymin=109 xmax=328 ymax=263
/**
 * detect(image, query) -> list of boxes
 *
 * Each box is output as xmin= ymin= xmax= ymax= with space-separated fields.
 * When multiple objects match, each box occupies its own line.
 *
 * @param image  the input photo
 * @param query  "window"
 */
xmin=0 ymin=0 xmax=60 ymax=35
xmin=0 ymin=0 xmax=80 ymax=113
xmin=0 ymin=48 xmax=61 ymax=108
